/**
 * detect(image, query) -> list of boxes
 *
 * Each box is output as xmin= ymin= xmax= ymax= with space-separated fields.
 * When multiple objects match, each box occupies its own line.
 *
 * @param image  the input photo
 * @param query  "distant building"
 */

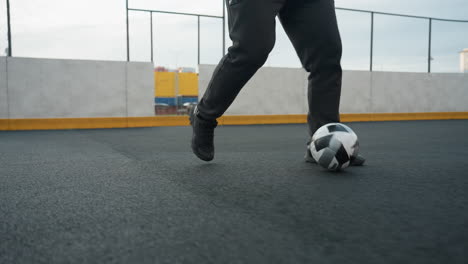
xmin=461 ymin=49 xmax=468 ymax=73
xmin=154 ymin=66 xmax=168 ymax=72
xmin=177 ymin=67 xmax=196 ymax=73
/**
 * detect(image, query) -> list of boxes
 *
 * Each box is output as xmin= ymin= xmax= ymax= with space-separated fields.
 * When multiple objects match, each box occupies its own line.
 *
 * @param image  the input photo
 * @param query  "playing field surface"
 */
xmin=1 ymin=120 xmax=467 ymax=263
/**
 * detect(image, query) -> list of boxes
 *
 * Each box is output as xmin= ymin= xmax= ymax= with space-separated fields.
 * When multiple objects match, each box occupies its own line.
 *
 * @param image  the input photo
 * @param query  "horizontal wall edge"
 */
xmin=1 ymin=112 xmax=468 ymax=131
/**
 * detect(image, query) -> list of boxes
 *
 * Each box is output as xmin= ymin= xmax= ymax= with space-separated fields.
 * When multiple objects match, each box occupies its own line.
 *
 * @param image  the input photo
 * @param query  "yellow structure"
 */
xmin=178 ymin=73 xmax=198 ymax=96
xmin=154 ymin=72 xmax=176 ymax=97
xmin=154 ymin=72 xmax=199 ymax=97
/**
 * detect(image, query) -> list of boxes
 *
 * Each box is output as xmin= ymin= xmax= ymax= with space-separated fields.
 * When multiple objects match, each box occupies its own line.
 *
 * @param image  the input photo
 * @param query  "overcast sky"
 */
xmin=1 ymin=0 xmax=467 ymax=72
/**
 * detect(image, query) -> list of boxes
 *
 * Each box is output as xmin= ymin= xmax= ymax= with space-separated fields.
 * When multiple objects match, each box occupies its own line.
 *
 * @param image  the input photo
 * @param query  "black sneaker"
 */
xmin=350 ymin=155 xmax=366 ymax=166
xmin=304 ymin=144 xmax=366 ymax=166
xmin=189 ymin=106 xmax=217 ymax=161
xmin=304 ymin=144 xmax=317 ymax=163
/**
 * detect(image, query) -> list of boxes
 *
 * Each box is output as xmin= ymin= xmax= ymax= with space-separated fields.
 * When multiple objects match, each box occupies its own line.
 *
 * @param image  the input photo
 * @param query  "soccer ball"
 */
xmin=309 ymin=123 xmax=359 ymax=171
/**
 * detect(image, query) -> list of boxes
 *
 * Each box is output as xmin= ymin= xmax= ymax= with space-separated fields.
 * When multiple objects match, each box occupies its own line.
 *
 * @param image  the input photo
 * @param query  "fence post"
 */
xmin=6 ymin=0 xmax=12 ymax=56
xmin=150 ymin=12 xmax=153 ymax=62
xmin=198 ymin=16 xmax=200 ymax=65
xmin=428 ymin=18 xmax=432 ymax=73
xmin=222 ymin=0 xmax=226 ymax=56
xmin=370 ymin=12 xmax=374 ymax=72
xmin=126 ymin=0 xmax=130 ymax=61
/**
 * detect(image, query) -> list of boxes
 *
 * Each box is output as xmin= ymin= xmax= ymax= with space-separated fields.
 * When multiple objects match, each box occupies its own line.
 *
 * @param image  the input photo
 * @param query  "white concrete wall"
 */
xmin=0 ymin=57 xmax=7 ymax=119
xmin=199 ymin=64 xmax=468 ymax=115
xmin=341 ymin=71 xmax=372 ymax=113
xmin=126 ymin=62 xmax=155 ymax=117
xmin=199 ymin=65 xmax=308 ymax=115
xmin=0 ymin=57 xmax=154 ymax=119
xmin=371 ymin=72 xmax=468 ymax=113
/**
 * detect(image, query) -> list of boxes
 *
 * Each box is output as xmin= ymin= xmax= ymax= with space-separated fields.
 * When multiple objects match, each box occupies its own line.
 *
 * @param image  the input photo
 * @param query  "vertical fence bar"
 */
xmin=370 ymin=12 xmax=374 ymax=72
xmin=428 ymin=18 xmax=432 ymax=73
xmin=150 ymin=12 xmax=153 ymax=62
xmin=126 ymin=0 xmax=130 ymax=61
xmin=198 ymin=16 xmax=201 ymax=65
xmin=6 ymin=0 xmax=12 ymax=56
xmin=222 ymin=0 xmax=226 ymax=56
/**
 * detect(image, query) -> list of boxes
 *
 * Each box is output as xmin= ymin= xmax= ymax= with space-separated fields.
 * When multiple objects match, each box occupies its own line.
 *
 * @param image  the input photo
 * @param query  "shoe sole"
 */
xmin=191 ymin=133 xmax=214 ymax=161
xmin=189 ymin=109 xmax=214 ymax=162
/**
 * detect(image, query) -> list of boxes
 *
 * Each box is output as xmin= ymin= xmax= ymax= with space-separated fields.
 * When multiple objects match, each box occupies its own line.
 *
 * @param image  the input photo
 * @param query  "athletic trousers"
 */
xmin=197 ymin=0 xmax=343 ymax=137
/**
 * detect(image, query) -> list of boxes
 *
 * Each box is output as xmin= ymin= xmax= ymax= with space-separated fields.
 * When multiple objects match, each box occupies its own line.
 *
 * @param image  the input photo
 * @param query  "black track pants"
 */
xmin=197 ymin=0 xmax=342 ymax=136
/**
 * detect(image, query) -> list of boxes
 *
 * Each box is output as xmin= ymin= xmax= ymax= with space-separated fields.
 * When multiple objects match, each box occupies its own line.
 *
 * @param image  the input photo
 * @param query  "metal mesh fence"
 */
xmin=0 ymin=0 xmax=9 ymax=56
xmin=1 ymin=1 xmax=467 ymax=73
xmin=431 ymin=20 xmax=468 ymax=72
xmin=127 ymin=8 xmax=224 ymax=68
xmin=372 ymin=14 xmax=429 ymax=72
xmin=127 ymin=6 xmax=467 ymax=73
xmin=335 ymin=8 xmax=468 ymax=73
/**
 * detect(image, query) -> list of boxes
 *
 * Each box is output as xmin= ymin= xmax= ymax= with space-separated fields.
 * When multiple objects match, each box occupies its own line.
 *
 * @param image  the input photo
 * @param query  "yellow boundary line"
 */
xmin=1 ymin=112 xmax=468 ymax=131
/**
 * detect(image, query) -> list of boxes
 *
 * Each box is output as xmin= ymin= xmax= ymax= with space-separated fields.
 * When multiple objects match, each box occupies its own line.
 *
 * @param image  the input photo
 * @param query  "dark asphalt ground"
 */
xmin=1 ymin=120 xmax=468 ymax=264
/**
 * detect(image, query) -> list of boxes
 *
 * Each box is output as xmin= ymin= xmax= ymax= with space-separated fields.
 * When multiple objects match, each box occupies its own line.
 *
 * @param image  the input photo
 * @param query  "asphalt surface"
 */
xmin=1 ymin=120 xmax=468 ymax=264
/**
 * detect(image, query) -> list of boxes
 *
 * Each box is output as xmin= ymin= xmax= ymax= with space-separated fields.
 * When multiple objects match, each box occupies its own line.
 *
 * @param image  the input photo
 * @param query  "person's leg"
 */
xmin=191 ymin=0 xmax=285 ymax=161
xmin=278 ymin=0 xmax=342 ymax=137
xmin=279 ymin=0 xmax=365 ymax=165
xmin=196 ymin=0 xmax=285 ymax=121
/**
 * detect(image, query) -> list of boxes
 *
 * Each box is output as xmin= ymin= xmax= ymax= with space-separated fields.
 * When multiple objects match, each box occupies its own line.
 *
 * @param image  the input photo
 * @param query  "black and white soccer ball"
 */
xmin=309 ymin=123 xmax=359 ymax=171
